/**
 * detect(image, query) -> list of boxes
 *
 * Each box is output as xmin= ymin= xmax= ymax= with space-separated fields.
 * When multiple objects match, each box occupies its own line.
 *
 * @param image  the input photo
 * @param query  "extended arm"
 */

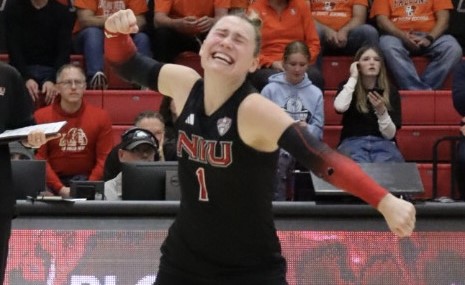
xmin=278 ymin=122 xmax=415 ymax=236
xmin=239 ymin=94 xmax=416 ymax=237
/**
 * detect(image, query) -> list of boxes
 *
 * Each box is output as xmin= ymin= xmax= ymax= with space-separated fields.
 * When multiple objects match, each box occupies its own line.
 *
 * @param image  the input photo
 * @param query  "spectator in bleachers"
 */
xmin=104 ymin=110 xmax=177 ymax=181
xmin=309 ymin=0 xmax=379 ymax=68
xmin=34 ymin=64 xmax=114 ymax=197
xmin=261 ymin=40 xmax=323 ymax=201
xmin=248 ymin=0 xmax=324 ymax=91
xmin=152 ymin=0 xmax=230 ymax=63
xmin=4 ymin=0 xmax=75 ymax=107
xmin=334 ymin=45 xmax=404 ymax=163
xmin=452 ymin=60 xmax=465 ymax=200
xmin=73 ymin=0 xmax=151 ymax=89
xmin=370 ymin=0 xmax=462 ymax=90
xmin=449 ymin=0 xmax=465 ymax=54
xmin=104 ymin=127 xmax=158 ymax=200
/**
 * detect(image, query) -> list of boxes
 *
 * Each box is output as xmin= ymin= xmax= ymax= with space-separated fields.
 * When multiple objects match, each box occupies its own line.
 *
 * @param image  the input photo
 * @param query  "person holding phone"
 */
xmin=333 ymin=45 xmax=404 ymax=163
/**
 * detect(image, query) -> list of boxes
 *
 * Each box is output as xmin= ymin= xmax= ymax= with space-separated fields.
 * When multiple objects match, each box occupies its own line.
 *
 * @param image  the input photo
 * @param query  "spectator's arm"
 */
xmin=135 ymin=14 xmax=146 ymax=30
xmin=428 ymin=9 xmax=449 ymax=41
xmin=307 ymin=92 xmax=324 ymax=140
xmin=377 ymin=111 xmax=396 ymax=139
xmin=77 ymin=8 xmax=106 ymax=28
xmin=334 ymin=77 xmax=357 ymax=113
xmin=88 ymin=115 xmax=114 ymax=181
xmin=376 ymin=15 xmax=409 ymax=41
xmin=154 ymin=11 xmax=177 ymax=29
xmin=339 ymin=4 xmax=367 ymax=34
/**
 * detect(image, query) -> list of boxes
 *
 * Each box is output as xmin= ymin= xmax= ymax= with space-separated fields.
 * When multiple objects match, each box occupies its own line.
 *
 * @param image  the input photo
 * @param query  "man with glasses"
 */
xmin=104 ymin=128 xmax=158 ymax=200
xmin=103 ymin=110 xmax=177 ymax=181
xmin=34 ymin=64 xmax=114 ymax=197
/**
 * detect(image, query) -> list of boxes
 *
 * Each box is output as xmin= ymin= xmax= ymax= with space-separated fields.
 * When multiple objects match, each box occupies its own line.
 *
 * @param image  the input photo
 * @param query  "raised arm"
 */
xmin=104 ymin=9 xmax=200 ymax=112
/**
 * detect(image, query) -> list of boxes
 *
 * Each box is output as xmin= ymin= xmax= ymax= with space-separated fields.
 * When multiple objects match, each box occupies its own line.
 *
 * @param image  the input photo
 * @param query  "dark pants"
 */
xmin=0 ymin=216 xmax=12 ymax=284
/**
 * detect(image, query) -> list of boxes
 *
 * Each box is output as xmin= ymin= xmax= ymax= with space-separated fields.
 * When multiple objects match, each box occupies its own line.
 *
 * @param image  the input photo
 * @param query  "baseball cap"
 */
xmin=9 ymin=141 xmax=35 ymax=160
xmin=120 ymin=128 xmax=158 ymax=151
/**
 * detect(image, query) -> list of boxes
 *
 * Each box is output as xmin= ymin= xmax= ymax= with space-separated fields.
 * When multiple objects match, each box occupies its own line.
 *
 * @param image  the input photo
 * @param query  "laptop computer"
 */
xmin=310 ymin=162 xmax=424 ymax=203
xmin=70 ymin=181 xmax=104 ymax=200
xmin=11 ymin=160 xmax=46 ymax=199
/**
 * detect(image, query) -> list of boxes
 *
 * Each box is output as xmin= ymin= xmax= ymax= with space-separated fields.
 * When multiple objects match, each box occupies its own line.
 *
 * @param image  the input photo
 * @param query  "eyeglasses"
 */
xmin=121 ymin=128 xmax=158 ymax=148
xmin=57 ymin=79 xmax=86 ymax=88
xmin=129 ymin=144 xmax=157 ymax=157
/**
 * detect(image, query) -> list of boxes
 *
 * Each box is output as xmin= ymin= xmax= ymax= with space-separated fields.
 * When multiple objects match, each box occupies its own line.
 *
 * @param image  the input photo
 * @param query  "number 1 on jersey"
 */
xmin=196 ymin=167 xmax=209 ymax=201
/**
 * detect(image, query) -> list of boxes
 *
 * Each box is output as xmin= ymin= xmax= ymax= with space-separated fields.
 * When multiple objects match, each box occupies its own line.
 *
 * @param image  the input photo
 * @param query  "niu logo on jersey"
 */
xmin=177 ymin=131 xmax=233 ymax=167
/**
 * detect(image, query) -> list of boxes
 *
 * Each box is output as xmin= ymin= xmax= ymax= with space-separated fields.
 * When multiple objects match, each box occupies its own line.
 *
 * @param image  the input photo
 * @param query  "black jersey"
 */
xmin=159 ymin=79 xmax=286 ymax=279
xmin=0 ymin=62 xmax=35 ymax=216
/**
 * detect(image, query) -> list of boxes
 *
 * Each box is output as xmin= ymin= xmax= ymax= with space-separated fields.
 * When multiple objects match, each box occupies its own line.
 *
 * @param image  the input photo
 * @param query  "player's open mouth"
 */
xmin=212 ymin=52 xmax=233 ymax=65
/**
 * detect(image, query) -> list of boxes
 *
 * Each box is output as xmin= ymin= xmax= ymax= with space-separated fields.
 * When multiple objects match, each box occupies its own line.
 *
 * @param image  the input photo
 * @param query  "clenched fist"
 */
xmin=105 ymin=9 xmax=139 ymax=35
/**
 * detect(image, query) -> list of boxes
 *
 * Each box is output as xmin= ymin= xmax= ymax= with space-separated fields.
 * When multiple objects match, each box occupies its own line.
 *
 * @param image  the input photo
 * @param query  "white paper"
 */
xmin=0 ymin=121 xmax=67 ymax=141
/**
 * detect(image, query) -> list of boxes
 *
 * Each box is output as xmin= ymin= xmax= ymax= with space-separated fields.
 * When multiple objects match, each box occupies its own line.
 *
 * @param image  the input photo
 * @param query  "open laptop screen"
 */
xmin=310 ymin=162 xmax=424 ymax=200
xmin=121 ymin=161 xmax=178 ymax=200
xmin=11 ymin=160 xmax=46 ymax=199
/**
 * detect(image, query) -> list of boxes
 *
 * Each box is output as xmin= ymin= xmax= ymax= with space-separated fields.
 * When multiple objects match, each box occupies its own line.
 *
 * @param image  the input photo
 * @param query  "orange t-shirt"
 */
xmin=75 ymin=0 xmax=148 ymax=17
xmin=73 ymin=0 xmax=148 ymax=32
xmin=370 ymin=0 xmax=453 ymax=32
xmin=249 ymin=0 xmax=320 ymax=66
xmin=310 ymin=0 xmax=368 ymax=31
xmin=155 ymin=0 xmax=230 ymax=18
xmin=231 ymin=0 xmax=250 ymax=9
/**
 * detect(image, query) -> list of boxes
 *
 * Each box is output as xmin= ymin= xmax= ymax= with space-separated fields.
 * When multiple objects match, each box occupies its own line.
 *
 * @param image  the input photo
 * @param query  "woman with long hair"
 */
xmin=334 ymin=45 xmax=404 ymax=162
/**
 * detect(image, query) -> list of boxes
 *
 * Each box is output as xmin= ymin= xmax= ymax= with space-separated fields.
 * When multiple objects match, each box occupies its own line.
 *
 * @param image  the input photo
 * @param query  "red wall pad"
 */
xmin=102 ymin=90 xmax=164 ymax=125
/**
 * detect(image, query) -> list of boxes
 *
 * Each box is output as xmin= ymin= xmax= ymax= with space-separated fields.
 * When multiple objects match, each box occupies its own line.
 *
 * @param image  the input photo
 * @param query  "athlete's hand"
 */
xmin=105 ymin=9 xmax=139 ymax=35
xmin=377 ymin=193 xmax=416 ymax=237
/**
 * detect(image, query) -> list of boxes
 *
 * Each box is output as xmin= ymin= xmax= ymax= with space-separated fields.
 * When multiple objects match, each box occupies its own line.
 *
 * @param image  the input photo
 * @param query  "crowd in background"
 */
xmin=0 ymin=0 xmax=464 ymax=201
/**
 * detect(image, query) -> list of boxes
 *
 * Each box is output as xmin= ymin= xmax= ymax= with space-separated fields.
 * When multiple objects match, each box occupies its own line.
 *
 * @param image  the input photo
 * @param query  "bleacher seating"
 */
xmin=83 ymin=90 xmax=103 ymax=108
xmin=1 ymin=51 xmax=462 ymax=200
xmin=321 ymin=56 xmax=455 ymax=90
xmin=111 ymin=125 xmax=131 ymax=146
xmin=102 ymin=89 xmax=164 ymax=125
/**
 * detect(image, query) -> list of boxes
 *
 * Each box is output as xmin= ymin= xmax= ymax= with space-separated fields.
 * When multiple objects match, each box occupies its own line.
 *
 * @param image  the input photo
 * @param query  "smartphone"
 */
xmin=369 ymin=87 xmax=384 ymax=94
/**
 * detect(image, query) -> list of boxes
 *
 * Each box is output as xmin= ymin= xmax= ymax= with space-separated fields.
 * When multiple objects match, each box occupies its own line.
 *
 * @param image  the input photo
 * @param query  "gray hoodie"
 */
xmin=261 ymin=72 xmax=324 ymax=140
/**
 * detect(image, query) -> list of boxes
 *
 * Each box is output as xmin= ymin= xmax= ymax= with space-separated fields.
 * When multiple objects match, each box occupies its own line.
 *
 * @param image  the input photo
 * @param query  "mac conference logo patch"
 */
xmin=217 ymin=117 xmax=232 ymax=136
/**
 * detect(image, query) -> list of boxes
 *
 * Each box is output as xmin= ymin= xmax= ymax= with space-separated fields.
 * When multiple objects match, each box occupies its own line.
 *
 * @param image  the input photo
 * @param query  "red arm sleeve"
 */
xmin=278 ymin=122 xmax=388 ymax=207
